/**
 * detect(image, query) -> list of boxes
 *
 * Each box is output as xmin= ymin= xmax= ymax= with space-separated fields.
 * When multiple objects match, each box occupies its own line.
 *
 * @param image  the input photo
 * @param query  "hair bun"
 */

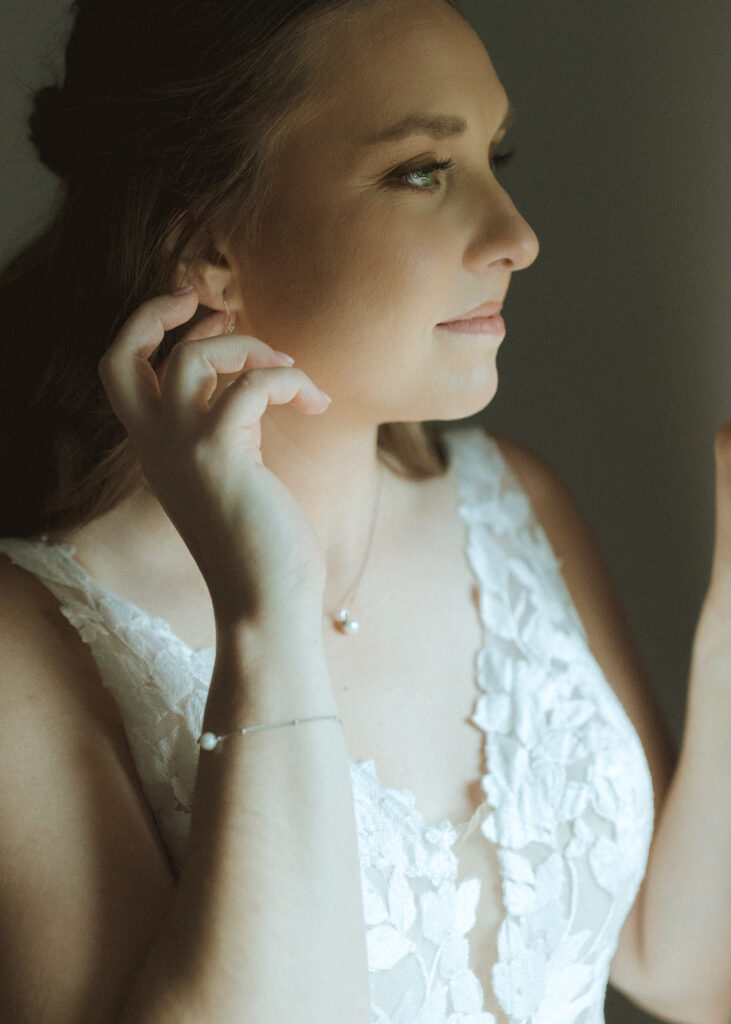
xmin=29 ymin=86 xmax=75 ymax=179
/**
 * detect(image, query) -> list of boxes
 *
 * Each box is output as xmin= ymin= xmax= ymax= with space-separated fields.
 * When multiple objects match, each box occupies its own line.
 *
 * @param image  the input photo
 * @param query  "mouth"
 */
xmin=438 ymin=299 xmax=504 ymax=324
xmin=436 ymin=314 xmax=506 ymax=336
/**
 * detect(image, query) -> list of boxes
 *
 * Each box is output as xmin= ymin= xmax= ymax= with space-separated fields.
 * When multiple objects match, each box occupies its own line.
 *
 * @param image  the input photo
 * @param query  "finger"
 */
xmin=156 ymin=311 xmax=228 ymax=390
xmin=205 ymin=366 xmax=331 ymax=441
xmin=98 ymin=289 xmax=199 ymax=429
xmin=711 ymin=421 xmax=731 ymax=579
xmin=180 ymin=310 xmax=228 ymax=344
xmin=160 ymin=334 xmax=296 ymax=425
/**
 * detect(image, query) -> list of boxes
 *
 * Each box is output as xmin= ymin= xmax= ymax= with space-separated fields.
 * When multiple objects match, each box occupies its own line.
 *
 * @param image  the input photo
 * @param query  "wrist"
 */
xmin=201 ymin=618 xmax=333 ymax=733
xmin=213 ymin=597 xmax=325 ymax=645
xmin=214 ymin=615 xmax=327 ymax=666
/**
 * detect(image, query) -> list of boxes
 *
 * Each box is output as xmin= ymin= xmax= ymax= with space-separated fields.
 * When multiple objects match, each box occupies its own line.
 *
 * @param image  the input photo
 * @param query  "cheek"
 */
xmin=244 ymin=188 xmax=449 ymax=346
xmin=339 ymin=203 xmax=452 ymax=325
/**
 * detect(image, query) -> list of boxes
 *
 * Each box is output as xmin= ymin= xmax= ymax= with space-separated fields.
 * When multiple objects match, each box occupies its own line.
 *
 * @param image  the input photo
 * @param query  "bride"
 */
xmin=0 ymin=0 xmax=728 ymax=1021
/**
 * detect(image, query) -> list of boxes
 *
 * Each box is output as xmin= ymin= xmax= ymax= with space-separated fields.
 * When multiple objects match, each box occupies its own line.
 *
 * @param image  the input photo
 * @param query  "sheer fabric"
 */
xmin=0 ymin=427 xmax=653 ymax=1023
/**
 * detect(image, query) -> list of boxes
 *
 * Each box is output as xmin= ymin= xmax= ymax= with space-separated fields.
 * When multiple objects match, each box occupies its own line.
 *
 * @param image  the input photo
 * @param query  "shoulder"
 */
xmin=490 ymin=431 xmax=623 ymax=604
xmin=0 ymin=551 xmax=116 ymax=720
xmin=0 ymin=553 xmax=174 ymax=1022
xmin=0 ymin=552 xmax=136 ymax=840
xmin=488 ymin=429 xmax=643 ymax=664
xmin=490 ymin=432 xmax=581 ymax=539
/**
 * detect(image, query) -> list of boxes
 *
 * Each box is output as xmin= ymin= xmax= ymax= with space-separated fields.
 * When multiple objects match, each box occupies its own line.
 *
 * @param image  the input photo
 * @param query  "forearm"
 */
xmin=617 ymin=642 xmax=731 ymax=1022
xmin=118 ymin=619 xmax=371 ymax=1024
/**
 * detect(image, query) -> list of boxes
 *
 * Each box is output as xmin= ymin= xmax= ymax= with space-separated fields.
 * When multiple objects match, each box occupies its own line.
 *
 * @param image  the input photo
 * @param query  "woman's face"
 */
xmin=233 ymin=0 xmax=540 ymax=425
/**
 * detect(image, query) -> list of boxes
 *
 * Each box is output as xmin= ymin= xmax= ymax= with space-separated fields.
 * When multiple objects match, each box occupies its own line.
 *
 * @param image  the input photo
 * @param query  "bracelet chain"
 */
xmin=198 ymin=714 xmax=342 ymax=751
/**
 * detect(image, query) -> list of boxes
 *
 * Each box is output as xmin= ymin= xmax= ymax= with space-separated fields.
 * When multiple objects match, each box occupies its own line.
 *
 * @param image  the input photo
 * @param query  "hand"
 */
xmin=98 ymin=288 xmax=332 ymax=624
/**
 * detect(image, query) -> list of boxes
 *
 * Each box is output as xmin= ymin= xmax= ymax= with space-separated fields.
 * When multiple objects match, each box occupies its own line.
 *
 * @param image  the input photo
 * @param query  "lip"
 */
xmin=439 ymin=300 xmax=504 ymax=324
xmin=437 ymin=314 xmax=506 ymax=336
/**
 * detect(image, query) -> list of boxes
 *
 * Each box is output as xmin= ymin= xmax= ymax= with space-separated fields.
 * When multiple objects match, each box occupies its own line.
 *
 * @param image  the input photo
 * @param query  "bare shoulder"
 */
xmin=491 ymin=432 xmax=631 ymax=622
xmin=490 ymin=431 xmax=676 ymax=794
xmin=0 ymin=551 xmax=118 ymax=718
xmin=0 ymin=553 xmax=174 ymax=1023
xmin=491 ymin=432 xmax=577 ymax=527
xmin=491 ymin=432 xmax=609 ymax=581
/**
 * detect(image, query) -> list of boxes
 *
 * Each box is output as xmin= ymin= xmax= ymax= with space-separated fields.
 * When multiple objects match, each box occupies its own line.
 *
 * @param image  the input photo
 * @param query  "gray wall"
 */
xmin=2 ymin=2 xmax=729 ymax=1022
xmin=1 ymin=0 xmax=72 ymax=255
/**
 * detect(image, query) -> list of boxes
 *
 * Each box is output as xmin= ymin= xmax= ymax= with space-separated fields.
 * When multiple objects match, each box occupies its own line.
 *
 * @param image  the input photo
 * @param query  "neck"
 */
xmin=259 ymin=413 xmax=392 ymax=609
xmin=65 ymin=413 xmax=405 ymax=620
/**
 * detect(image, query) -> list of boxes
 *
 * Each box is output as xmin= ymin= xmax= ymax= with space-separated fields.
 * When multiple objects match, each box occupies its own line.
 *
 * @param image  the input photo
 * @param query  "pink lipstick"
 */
xmin=437 ymin=299 xmax=505 ymax=335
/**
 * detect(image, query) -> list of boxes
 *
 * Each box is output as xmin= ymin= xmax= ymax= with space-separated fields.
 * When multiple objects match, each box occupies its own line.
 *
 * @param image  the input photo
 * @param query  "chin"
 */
xmin=431 ymin=369 xmax=500 ymax=422
xmin=454 ymin=368 xmax=501 ymax=415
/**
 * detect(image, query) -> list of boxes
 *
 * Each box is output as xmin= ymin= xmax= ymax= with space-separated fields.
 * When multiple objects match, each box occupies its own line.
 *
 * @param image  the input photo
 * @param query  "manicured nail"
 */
xmin=317 ymin=388 xmax=333 ymax=404
xmin=274 ymin=350 xmax=295 ymax=365
xmin=170 ymin=284 xmax=194 ymax=296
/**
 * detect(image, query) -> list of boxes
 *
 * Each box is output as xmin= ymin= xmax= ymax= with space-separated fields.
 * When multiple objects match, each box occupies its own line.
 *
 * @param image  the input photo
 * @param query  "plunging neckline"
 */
xmin=0 ymin=426 xmax=658 ymax=1024
xmin=35 ymin=428 xmax=493 ymax=836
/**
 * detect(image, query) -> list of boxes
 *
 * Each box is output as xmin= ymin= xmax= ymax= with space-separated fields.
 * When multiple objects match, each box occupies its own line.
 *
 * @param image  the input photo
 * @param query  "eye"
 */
xmin=389 ymin=146 xmax=517 ymax=193
xmin=391 ymin=157 xmax=456 ymax=192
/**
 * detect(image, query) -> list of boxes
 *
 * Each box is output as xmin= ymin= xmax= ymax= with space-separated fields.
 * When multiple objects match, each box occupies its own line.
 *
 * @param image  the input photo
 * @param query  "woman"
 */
xmin=0 ymin=0 xmax=728 ymax=1021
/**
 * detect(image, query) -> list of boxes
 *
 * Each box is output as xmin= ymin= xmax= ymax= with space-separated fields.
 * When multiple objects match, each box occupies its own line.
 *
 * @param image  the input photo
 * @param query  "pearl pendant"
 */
xmin=335 ymin=608 xmax=360 ymax=635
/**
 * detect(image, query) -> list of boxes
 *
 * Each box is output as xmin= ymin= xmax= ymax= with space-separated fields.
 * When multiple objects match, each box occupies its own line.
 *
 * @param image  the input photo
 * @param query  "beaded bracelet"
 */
xmin=198 ymin=714 xmax=342 ymax=751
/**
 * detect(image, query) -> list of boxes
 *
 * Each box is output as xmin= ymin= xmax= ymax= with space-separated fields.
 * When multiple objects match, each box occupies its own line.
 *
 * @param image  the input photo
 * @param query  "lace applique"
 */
xmin=345 ymin=430 xmax=652 ymax=1022
xmin=354 ymin=759 xmax=496 ymax=1024
xmin=0 ymin=426 xmax=654 ymax=1024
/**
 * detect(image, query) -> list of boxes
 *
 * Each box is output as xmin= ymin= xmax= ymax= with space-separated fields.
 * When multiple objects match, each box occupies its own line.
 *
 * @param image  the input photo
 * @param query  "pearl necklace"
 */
xmin=331 ymin=462 xmax=386 ymax=635
xmin=224 ymin=291 xmax=384 ymax=636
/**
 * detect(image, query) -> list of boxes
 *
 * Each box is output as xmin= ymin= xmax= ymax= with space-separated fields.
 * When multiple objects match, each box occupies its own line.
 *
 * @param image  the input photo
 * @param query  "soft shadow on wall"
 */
xmin=459 ymin=2 xmax=730 ymax=1023
xmin=0 ymin=0 xmax=72 ymax=261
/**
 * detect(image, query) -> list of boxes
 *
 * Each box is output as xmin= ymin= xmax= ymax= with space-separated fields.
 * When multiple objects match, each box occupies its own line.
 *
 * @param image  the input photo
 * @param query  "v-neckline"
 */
xmin=38 ymin=426 xmax=495 ymax=834
xmin=345 ymin=428 xmax=494 ymax=834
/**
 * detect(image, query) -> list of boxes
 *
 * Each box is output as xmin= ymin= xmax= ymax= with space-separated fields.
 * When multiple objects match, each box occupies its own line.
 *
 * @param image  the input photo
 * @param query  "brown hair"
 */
xmin=0 ymin=0 xmax=464 ymax=539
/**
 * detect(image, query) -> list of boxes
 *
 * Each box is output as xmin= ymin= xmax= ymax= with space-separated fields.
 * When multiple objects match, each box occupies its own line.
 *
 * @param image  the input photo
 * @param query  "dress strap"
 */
xmin=0 ymin=534 xmax=93 ymax=605
xmin=440 ymin=425 xmax=588 ymax=644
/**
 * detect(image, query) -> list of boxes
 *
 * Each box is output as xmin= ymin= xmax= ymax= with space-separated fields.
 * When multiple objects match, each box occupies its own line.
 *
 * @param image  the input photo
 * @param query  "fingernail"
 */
xmin=171 ymin=284 xmax=194 ymax=296
xmin=317 ymin=388 xmax=333 ymax=404
xmin=274 ymin=350 xmax=295 ymax=365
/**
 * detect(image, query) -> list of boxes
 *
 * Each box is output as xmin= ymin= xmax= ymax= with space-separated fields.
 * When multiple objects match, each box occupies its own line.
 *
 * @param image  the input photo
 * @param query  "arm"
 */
xmin=495 ymin=431 xmax=731 ymax=1024
xmin=122 ymin=615 xmax=370 ymax=1023
xmin=0 ymin=558 xmax=370 ymax=1024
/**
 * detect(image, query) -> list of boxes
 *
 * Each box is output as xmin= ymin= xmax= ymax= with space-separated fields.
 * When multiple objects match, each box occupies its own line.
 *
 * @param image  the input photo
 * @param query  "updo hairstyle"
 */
xmin=0 ymin=0 xmax=458 ymax=538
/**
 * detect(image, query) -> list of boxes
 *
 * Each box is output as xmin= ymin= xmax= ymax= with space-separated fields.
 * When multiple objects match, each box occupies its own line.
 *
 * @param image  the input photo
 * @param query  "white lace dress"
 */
xmin=0 ymin=426 xmax=654 ymax=1024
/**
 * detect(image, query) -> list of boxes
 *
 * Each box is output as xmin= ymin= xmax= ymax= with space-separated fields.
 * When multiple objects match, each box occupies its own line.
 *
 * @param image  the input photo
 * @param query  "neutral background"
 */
xmin=1 ymin=1 xmax=729 ymax=1022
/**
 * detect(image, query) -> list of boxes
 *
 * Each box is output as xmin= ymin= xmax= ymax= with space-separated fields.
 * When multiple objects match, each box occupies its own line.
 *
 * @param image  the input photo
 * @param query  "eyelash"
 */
xmin=392 ymin=147 xmax=516 ymax=192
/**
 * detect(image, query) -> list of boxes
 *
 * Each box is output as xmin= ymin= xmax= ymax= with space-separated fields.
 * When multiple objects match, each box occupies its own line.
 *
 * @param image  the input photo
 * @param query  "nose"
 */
xmin=464 ymin=177 xmax=540 ymax=273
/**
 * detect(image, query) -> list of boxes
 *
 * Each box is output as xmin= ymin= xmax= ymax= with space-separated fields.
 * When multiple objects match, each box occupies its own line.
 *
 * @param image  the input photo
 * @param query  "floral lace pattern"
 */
xmin=0 ymin=427 xmax=654 ymax=1023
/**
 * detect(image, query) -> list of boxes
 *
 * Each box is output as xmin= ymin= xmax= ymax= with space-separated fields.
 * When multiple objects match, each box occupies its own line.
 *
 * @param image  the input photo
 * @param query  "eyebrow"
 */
xmin=362 ymin=100 xmax=516 ymax=147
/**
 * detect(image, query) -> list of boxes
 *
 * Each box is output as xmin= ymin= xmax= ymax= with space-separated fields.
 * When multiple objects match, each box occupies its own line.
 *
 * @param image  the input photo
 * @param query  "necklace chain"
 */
xmin=332 ymin=462 xmax=386 ymax=635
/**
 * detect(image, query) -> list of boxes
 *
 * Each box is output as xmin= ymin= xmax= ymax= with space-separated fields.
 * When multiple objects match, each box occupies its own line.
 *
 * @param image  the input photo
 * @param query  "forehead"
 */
xmin=296 ymin=0 xmax=506 ymax=145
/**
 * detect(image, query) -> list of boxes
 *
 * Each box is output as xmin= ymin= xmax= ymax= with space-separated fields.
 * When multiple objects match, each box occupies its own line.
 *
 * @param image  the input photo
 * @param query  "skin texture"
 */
xmin=2 ymin=0 xmax=729 ymax=1021
xmin=88 ymin=0 xmax=539 ymax=616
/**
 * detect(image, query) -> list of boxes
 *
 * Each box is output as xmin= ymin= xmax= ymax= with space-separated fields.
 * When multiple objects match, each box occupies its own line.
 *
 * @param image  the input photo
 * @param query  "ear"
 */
xmin=184 ymin=252 xmax=235 ymax=314
xmin=165 ymin=220 xmax=245 ymax=323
